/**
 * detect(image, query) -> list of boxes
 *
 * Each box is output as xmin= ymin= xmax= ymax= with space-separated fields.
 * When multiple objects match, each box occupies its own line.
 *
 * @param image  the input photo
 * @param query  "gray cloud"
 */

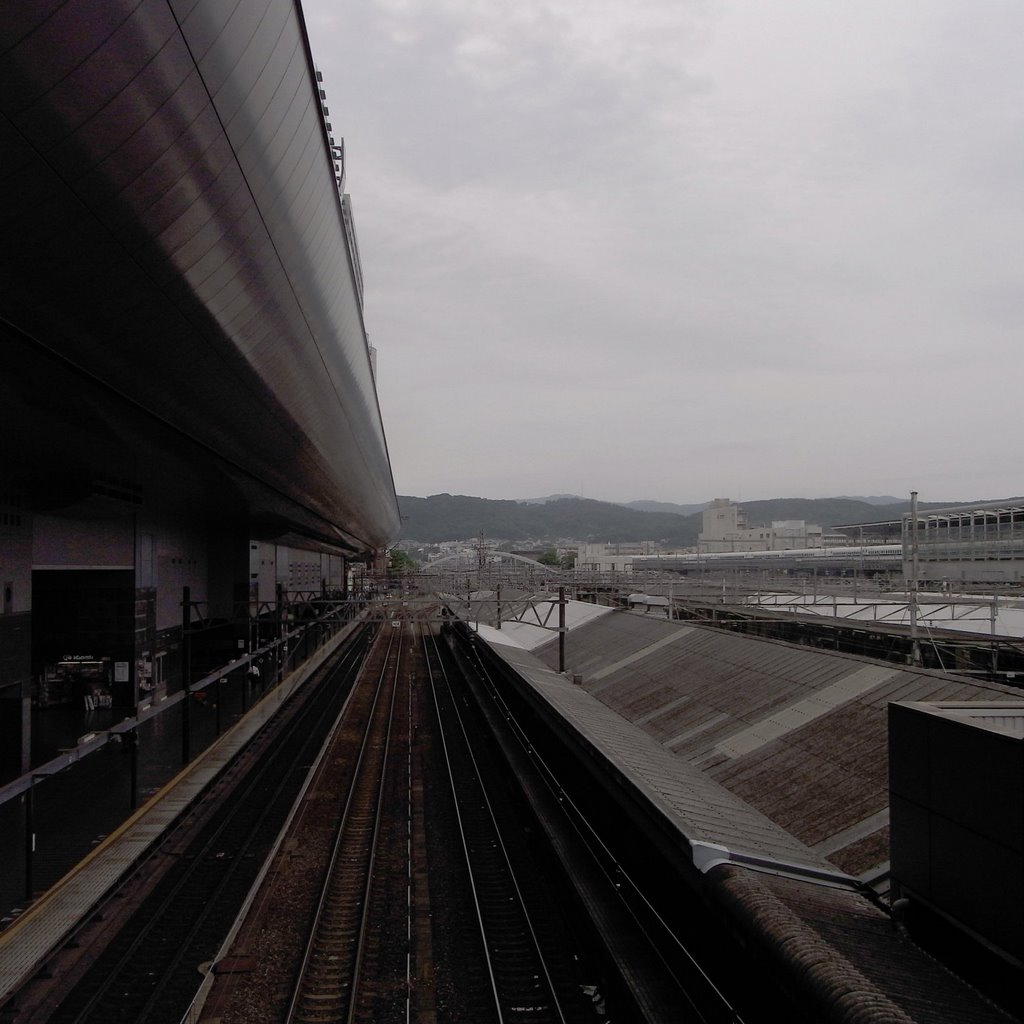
xmin=304 ymin=0 xmax=1024 ymax=504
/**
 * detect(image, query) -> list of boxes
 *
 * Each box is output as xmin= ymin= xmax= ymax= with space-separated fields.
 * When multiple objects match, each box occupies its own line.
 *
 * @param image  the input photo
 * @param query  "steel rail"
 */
xmin=459 ymin=635 xmax=744 ymax=1024
xmin=420 ymin=627 xmax=502 ymax=1022
xmin=346 ymin=630 xmax=403 ymax=1024
xmin=422 ymin=627 xmax=568 ymax=1024
xmin=284 ymin=625 xmax=402 ymax=1024
xmin=140 ymin=632 xmax=374 ymax=1022
xmin=176 ymin=628 xmax=378 ymax=1024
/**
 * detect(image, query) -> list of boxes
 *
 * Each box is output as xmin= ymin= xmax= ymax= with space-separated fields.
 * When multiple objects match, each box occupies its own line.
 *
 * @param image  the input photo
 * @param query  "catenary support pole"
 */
xmin=558 ymin=586 xmax=566 ymax=673
xmin=181 ymin=585 xmax=191 ymax=765
xmin=910 ymin=492 xmax=922 ymax=667
xmin=24 ymin=782 xmax=34 ymax=902
xmin=276 ymin=583 xmax=284 ymax=684
xmin=129 ymin=728 xmax=139 ymax=811
xmin=214 ymin=673 xmax=222 ymax=736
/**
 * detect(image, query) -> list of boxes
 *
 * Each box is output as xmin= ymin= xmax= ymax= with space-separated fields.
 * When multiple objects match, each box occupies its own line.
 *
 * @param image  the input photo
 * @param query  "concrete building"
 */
xmin=699 ymin=499 xmax=824 ymax=553
xmin=576 ymin=542 xmax=658 ymax=573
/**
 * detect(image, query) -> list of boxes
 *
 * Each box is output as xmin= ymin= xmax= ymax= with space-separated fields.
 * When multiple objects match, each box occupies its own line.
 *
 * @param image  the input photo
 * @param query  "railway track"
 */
xmin=35 ymin=626 xmax=372 ymax=1024
xmin=37 ymin=615 xmax=617 ymax=1024
xmin=454 ymin=627 xmax=749 ymax=1024
xmin=422 ymin=628 xmax=575 ymax=1024
xmin=262 ymin=622 xmax=595 ymax=1024
xmin=285 ymin=625 xmax=408 ymax=1023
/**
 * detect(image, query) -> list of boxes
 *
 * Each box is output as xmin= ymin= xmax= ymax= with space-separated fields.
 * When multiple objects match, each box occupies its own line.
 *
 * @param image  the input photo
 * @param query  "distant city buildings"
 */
xmin=698 ymin=498 xmax=825 ymax=553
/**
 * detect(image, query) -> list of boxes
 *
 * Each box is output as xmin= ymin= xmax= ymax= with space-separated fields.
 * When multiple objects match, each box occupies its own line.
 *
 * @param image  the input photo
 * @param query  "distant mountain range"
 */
xmin=397 ymin=493 xmax=1012 ymax=545
xmin=400 ymin=494 xmax=700 ymax=545
xmin=620 ymin=499 xmax=710 ymax=516
xmin=517 ymin=493 xmax=583 ymax=504
xmin=834 ymin=495 xmax=903 ymax=505
xmin=520 ymin=494 xmax=904 ymax=514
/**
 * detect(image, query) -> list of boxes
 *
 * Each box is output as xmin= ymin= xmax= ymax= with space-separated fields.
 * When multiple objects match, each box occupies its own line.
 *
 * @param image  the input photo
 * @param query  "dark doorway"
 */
xmin=31 ymin=569 xmax=134 ymax=714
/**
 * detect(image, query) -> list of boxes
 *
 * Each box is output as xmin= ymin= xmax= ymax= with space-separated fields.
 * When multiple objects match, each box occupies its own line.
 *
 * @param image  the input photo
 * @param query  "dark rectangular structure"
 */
xmin=889 ymin=701 xmax=1024 ymax=964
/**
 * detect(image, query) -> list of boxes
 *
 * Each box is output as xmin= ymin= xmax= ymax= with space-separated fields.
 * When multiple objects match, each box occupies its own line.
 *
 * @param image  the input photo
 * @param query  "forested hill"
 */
xmin=395 ymin=493 xmax=994 ymax=545
xmin=397 ymin=495 xmax=701 ymax=545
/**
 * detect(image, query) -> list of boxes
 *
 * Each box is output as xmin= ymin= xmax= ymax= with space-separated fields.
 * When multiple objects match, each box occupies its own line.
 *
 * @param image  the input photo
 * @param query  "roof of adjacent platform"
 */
xmin=488 ymin=637 xmax=826 ymax=867
xmin=473 ymin=600 xmax=613 ymax=651
xmin=472 ymin=605 xmax=1022 ymax=1022
xmin=518 ymin=605 xmax=1017 ymax=877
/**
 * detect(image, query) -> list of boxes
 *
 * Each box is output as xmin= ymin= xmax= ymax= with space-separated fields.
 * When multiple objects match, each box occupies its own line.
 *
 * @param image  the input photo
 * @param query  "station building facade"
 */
xmin=0 ymin=0 xmax=399 ymax=782
xmin=0 ymin=462 xmax=359 ymax=782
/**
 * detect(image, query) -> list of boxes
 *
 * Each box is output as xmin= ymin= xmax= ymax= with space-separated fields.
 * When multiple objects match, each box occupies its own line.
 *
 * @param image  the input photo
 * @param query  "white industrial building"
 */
xmin=698 ymin=499 xmax=824 ymax=553
xmin=576 ymin=542 xmax=658 ymax=573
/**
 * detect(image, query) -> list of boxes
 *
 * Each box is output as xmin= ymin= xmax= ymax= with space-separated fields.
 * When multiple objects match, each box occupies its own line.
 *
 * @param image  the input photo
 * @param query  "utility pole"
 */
xmin=476 ymin=528 xmax=485 ymax=595
xmin=909 ymin=491 xmax=922 ymax=667
xmin=991 ymin=596 xmax=999 ymax=675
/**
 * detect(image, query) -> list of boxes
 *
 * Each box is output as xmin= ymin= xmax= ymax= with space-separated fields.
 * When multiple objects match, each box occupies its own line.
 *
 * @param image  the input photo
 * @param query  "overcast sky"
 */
xmin=303 ymin=0 xmax=1024 ymax=505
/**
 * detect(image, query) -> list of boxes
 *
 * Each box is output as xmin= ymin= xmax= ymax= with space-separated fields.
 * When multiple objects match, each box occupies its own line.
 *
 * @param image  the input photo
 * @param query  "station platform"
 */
xmin=1 ymin=689 xmax=231 ymax=927
xmin=0 ymin=622 xmax=358 ymax=1005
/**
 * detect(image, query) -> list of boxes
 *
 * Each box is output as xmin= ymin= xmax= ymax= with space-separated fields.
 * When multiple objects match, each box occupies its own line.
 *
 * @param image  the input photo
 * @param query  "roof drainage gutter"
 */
xmin=692 ymin=841 xmax=877 ymax=897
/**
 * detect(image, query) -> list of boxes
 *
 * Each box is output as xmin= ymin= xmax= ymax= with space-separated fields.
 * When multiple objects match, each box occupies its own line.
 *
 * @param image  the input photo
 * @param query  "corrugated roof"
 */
xmin=935 ymin=702 xmax=1024 ymax=737
xmin=474 ymin=605 xmax=1023 ymax=1022
xmin=531 ymin=607 xmax=1017 ymax=877
xmin=463 ymin=599 xmax=613 ymax=651
xmin=489 ymin=641 xmax=828 ymax=867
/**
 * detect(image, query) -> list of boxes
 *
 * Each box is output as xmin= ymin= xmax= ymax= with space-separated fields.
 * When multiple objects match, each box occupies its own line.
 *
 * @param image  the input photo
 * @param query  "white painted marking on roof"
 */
xmin=666 ymin=713 xmax=732 ymax=750
xmin=473 ymin=623 xmax=527 ymax=649
xmin=713 ymin=665 xmax=900 ymax=760
xmin=858 ymin=859 xmax=890 ymax=885
xmin=634 ymin=694 xmax=689 ymax=726
xmin=688 ymin=749 xmax=728 ymax=769
xmin=589 ymin=627 xmax=695 ymax=684
xmin=813 ymin=808 xmax=890 ymax=857
xmin=476 ymin=601 xmax=612 ymax=651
